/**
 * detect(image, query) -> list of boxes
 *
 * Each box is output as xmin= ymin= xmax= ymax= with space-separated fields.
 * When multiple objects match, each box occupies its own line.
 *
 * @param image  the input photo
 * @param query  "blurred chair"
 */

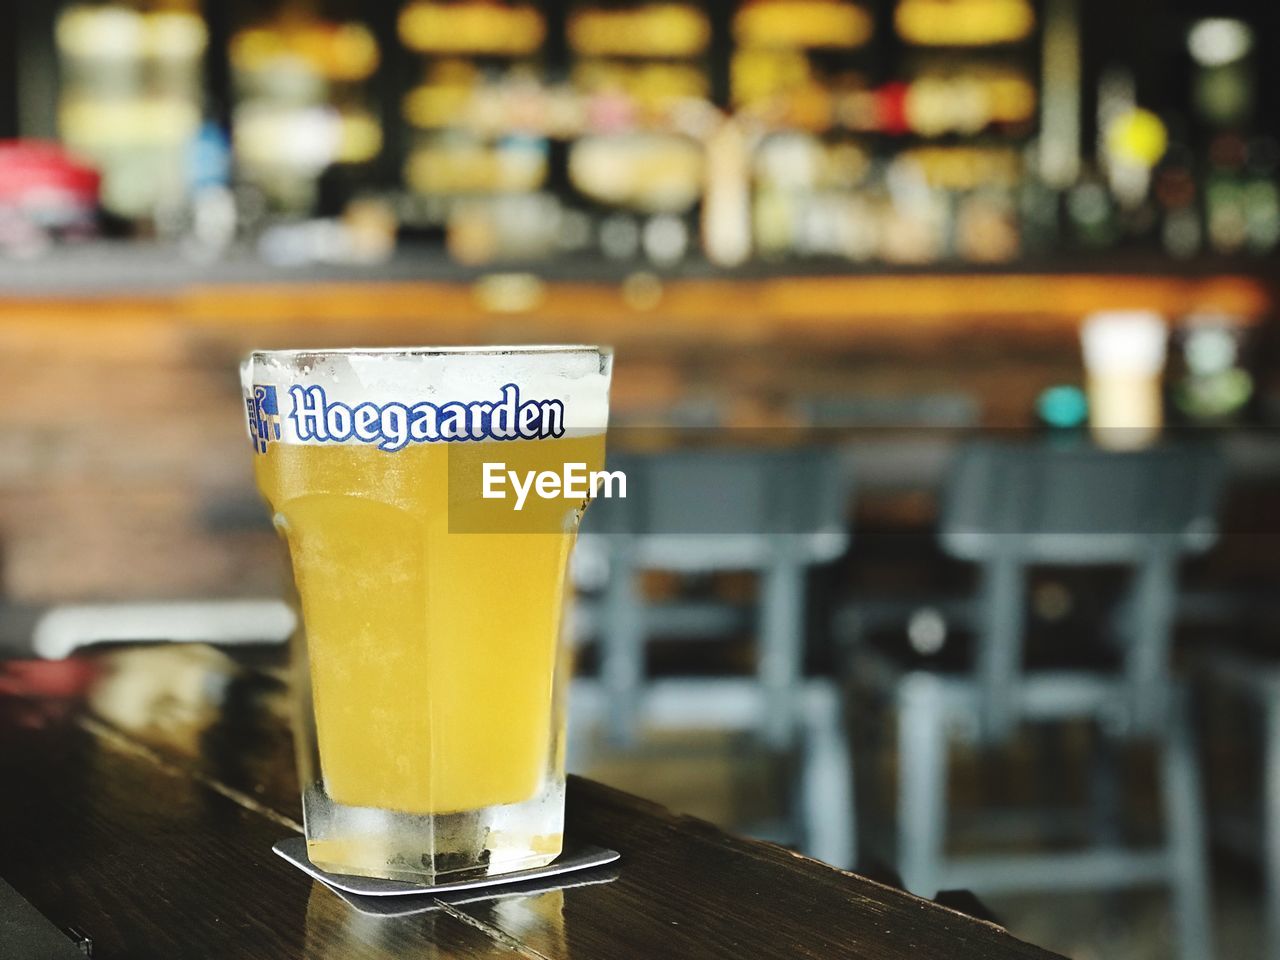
xmin=847 ymin=440 xmax=1222 ymax=960
xmin=572 ymin=445 xmax=853 ymax=866
xmin=794 ymin=388 xmax=977 ymax=506
xmin=1208 ymin=654 xmax=1280 ymax=960
xmin=805 ymin=389 xmax=983 ymax=653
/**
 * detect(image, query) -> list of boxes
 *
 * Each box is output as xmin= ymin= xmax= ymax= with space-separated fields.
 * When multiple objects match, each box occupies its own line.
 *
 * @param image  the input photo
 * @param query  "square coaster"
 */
xmin=323 ymin=867 xmax=622 ymax=917
xmin=273 ymin=835 xmax=620 ymax=898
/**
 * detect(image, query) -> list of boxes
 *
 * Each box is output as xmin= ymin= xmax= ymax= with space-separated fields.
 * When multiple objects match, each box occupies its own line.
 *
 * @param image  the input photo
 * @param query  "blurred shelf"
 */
xmin=3 ymin=241 xmax=1279 ymax=288
xmin=0 ymin=243 xmax=1271 ymax=338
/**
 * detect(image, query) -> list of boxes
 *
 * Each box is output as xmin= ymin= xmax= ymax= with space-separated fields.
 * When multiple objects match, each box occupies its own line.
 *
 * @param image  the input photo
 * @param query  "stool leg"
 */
xmin=797 ymin=681 xmax=855 ymax=869
xmin=850 ymin=676 xmax=883 ymax=869
xmin=601 ymin=551 xmax=643 ymax=746
xmin=760 ymin=559 xmax=804 ymax=749
xmin=1161 ymin=692 xmax=1213 ymax=960
xmin=1089 ymin=722 xmax=1123 ymax=848
xmin=898 ymin=676 xmax=947 ymax=898
xmin=1264 ymin=700 xmax=1280 ymax=960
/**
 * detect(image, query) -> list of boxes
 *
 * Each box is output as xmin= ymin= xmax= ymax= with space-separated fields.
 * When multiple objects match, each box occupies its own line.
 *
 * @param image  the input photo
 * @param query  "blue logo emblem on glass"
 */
xmin=247 ymin=384 xmax=282 ymax=453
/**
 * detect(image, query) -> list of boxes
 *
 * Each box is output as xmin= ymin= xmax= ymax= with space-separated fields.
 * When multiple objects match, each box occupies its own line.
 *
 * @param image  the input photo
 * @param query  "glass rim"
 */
xmin=248 ymin=344 xmax=610 ymax=361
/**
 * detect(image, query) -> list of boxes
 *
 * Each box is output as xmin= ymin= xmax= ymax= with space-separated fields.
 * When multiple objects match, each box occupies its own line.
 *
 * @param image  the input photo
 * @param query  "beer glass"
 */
xmin=1081 ymin=310 xmax=1167 ymax=450
xmin=242 ymin=346 xmax=612 ymax=883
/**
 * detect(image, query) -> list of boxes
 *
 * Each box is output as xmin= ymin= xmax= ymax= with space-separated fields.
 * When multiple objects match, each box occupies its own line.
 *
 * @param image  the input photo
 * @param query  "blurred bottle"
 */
xmin=1185 ymin=18 xmax=1279 ymax=258
xmin=0 ymin=141 xmax=100 ymax=257
xmin=1154 ymin=146 xmax=1201 ymax=260
xmin=230 ymin=11 xmax=382 ymax=214
xmin=1066 ymin=171 xmax=1118 ymax=248
xmin=702 ymin=116 xmax=752 ymax=266
xmin=1173 ymin=316 xmax=1253 ymax=424
xmin=54 ymin=2 xmax=207 ymax=225
xmin=1242 ymin=138 xmax=1280 ymax=254
xmin=1205 ymin=134 xmax=1248 ymax=255
xmin=180 ymin=120 xmax=236 ymax=261
xmin=565 ymin=2 xmax=713 ymax=266
xmin=955 ymin=189 xmax=1020 ymax=263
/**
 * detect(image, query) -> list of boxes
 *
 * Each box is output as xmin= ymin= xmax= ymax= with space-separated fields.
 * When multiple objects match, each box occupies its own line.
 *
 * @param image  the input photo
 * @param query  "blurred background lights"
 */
xmin=1036 ymin=384 xmax=1088 ymax=429
xmin=1187 ymin=18 xmax=1253 ymax=68
xmin=1184 ymin=323 xmax=1237 ymax=375
xmin=1106 ymin=108 xmax=1168 ymax=168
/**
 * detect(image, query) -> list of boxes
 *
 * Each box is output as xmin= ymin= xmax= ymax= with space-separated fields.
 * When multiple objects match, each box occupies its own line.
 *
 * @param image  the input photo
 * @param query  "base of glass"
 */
xmin=301 ymin=777 xmax=565 ymax=884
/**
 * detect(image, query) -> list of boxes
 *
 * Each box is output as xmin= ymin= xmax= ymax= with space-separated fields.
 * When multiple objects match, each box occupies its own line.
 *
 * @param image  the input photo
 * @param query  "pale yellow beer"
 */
xmin=254 ymin=435 xmax=605 ymax=815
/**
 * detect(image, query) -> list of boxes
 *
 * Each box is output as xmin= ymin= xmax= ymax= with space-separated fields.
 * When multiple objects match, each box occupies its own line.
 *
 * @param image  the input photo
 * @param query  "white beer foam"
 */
xmin=244 ymin=346 xmax=612 ymax=446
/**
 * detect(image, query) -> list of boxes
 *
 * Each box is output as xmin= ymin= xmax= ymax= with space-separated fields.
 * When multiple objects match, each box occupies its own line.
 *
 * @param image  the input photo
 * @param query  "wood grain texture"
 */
xmin=0 ymin=701 xmax=525 ymax=960
xmin=0 ymin=647 xmax=1067 ymax=959
xmin=461 ymin=778 xmax=1067 ymax=960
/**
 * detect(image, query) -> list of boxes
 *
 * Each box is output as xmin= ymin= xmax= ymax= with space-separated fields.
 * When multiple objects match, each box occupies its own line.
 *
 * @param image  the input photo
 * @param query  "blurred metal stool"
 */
xmin=793 ymin=390 xmax=978 ymax=498
xmin=808 ymin=389 xmax=983 ymax=675
xmin=1207 ymin=653 xmax=1280 ymax=960
xmin=572 ymin=445 xmax=854 ymax=866
xmin=849 ymin=440 xmax=1222 ymax=960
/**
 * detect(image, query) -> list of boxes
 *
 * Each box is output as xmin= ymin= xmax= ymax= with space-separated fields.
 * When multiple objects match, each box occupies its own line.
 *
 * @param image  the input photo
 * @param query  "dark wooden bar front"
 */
xmin=0 ymin=645 xmax=1066 ymax=959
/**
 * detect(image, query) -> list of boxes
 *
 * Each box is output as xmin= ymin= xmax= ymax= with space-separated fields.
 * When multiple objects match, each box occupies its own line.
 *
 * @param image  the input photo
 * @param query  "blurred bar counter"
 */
xmin=1 ymin=241 xmax=1274 ymax=306
xmin=0 ymin=249 xmax=1273 ymax=605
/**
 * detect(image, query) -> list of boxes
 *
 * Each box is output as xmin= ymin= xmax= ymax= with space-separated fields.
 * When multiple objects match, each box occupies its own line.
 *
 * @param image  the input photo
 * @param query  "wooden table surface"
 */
xmin=0 ymin=645 xmax=1065 ymax=960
